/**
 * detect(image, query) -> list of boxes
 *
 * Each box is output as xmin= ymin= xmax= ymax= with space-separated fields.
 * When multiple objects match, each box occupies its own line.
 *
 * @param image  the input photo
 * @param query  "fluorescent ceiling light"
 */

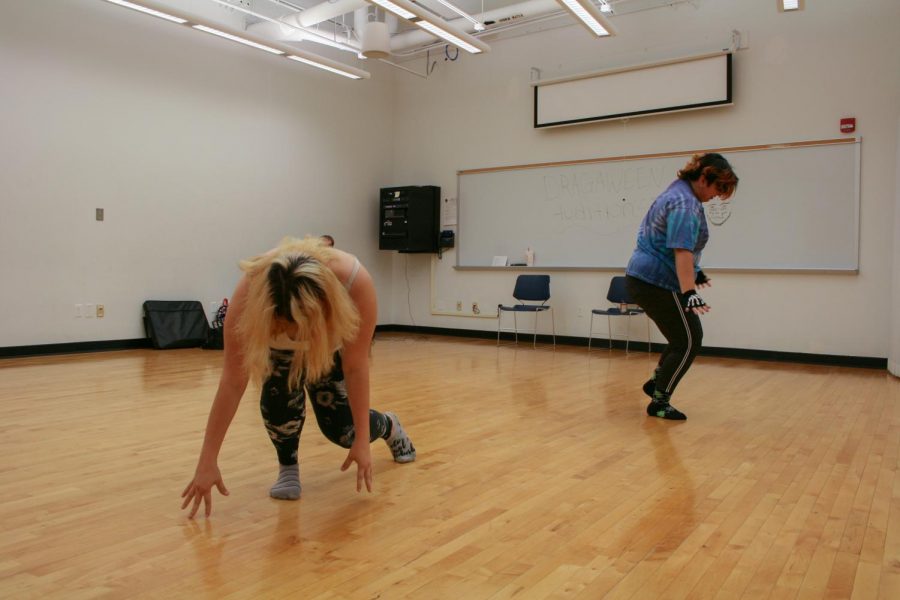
xmin=430 ymin=0 xmax=487 ymax=32
xmin=368 ymin=0 xmax=416 ymax=20
xmin=287 ymin=55 xmax=361 ymax=79
xmin=416 ymin=21 xmax=482 ymax=54
xmin=192 ymin=25 xmax=285 ymax=55
xmin=102 ymin=0 xmax=187 ymax=24
xmin=557 ymin=0 xmax=617 ymax=37
xmin=364 ymin=0 xmax=490 ymax=54
xmin=779 ymin=0 xmax=803 ymax=11
xmin=100 ymin=0 xmax=369 ymax=80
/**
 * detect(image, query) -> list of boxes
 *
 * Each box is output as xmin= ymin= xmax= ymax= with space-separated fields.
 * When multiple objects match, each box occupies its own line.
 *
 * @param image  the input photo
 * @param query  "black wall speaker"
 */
xmin=379 ymin=186 xmax=440 ymax=253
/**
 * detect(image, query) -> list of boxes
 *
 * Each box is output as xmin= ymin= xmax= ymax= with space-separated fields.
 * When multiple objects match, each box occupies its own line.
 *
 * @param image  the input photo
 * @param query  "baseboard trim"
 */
xmin=0 ymin=338 xmax=152 ymax=359
xmin=2 ymin=329 xmax=886 ymax=370
xmin=375 ymin=324 xmax=888 ymax=370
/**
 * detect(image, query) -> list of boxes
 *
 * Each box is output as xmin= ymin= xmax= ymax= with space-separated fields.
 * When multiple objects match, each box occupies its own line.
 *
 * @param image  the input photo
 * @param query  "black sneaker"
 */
xmin=642 ymin=379 xmax=655 ymax=398
xmin=646 ymin=401 xmax=687 ymax=420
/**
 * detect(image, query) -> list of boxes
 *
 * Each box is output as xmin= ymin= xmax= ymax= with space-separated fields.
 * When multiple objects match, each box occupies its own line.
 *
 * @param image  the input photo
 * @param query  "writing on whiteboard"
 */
xmin=543 ymin=165 xmax=669 ymax=199
xmin=541 ymin=165 xmax=667 ymax=233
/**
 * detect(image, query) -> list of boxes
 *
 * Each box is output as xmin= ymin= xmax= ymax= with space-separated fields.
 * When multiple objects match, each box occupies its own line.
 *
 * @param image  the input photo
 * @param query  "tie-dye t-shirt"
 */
xmin=625 ymin=179 xmax=709 ymax=292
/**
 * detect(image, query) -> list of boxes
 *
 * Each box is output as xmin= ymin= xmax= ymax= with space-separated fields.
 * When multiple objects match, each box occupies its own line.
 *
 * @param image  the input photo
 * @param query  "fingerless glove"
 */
xmin=681 ymin=289 xmax=707 ymax=310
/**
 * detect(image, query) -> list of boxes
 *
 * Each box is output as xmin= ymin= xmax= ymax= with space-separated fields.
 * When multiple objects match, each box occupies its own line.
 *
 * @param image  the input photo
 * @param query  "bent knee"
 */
xmin=320 ymin=426 xmax=355 ymax=449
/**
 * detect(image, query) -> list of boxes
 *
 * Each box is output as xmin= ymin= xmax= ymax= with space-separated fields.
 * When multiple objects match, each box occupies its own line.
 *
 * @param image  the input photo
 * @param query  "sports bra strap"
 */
xmin=345 ymin=258 xmax=361 ymax=291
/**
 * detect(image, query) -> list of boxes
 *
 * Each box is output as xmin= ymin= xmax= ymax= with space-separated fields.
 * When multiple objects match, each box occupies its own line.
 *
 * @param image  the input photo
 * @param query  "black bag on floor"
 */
xmin=143 ymin=300 xmax=210 ymax=350
xmin=203 ymin=298 xmax=228 ymax=350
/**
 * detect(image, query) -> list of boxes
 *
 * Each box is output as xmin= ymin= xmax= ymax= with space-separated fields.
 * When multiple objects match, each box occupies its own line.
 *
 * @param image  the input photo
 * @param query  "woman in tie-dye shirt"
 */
xmin=625 ymin=154 xmax=739 ymax=420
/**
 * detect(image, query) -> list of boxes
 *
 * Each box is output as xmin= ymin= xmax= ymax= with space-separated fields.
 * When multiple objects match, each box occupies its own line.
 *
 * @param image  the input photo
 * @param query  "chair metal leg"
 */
xmin=550 ymin=308 xmax=555 ymax=347
xmin=607 ymin=315 xmax=612 ymax=349
xmin=497 ymin=311 xmax=501 ymax=346
xmin=533 ymin=311 xmax=538 ymax=348
xmin=588 ymin=313 xmax=594 ymax=351
xmin=626 ymin=314 xmax=631 ymax=353
xmin=513 ymin=312 xmax=518 ymax=345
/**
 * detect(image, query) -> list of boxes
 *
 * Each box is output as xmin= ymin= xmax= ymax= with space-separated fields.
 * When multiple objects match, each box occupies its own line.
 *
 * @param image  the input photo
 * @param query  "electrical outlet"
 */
xmin=75 ymin=304 xmax=83 ymax=318
xmin=577 ymin=307 xmax=584 ymax=318
xmin=85 ymin=303 xmax=95 ymax=319
xmin=96 ymin=304 xmax=104 ymax=318
xmin=472 ymin=302 xmax=480 ymax=315
xmin=456 ymin=301 xmax=462 ymax=311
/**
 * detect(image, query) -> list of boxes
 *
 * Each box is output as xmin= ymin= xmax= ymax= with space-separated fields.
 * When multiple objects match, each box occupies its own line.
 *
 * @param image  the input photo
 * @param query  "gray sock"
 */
xmin=269 ymin=464 xmax=301 ymax=500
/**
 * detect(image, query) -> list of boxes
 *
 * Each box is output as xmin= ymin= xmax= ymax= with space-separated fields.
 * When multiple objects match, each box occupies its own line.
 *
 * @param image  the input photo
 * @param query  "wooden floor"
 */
xmin=2 ymin=333 xmax=899 ymax=599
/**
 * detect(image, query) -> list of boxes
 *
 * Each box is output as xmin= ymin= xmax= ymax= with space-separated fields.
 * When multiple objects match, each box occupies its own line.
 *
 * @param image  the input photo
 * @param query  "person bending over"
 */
xmin=625 ymin=153 xmax=739 ymax=420
xmin=182 ymin=237 xmax=415 ymax=518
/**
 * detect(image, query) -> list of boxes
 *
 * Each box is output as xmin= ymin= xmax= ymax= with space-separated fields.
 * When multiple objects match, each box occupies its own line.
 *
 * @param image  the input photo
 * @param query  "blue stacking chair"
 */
xmin=497 ymin=275 xmax=555 ymax=348
xmin=589 ymin=276 xmax=650 ymax=352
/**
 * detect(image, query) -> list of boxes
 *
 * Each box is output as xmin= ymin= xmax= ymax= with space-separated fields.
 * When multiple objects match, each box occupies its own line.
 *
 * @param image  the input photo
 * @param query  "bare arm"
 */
xmin=181 ymin=277 xmax=251 ymax=517
xmin=338 ymin=265 xmax=378 ymax=492
xmin=674 ymin=249 xmax=710 ymax=314
xmin=674 ymin=249 xmax=696 ymax=294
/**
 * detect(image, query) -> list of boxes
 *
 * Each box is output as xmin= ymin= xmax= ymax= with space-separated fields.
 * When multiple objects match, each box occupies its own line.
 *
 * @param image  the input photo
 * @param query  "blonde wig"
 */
xmin=237 ymin=237 xmax=361 ymax=389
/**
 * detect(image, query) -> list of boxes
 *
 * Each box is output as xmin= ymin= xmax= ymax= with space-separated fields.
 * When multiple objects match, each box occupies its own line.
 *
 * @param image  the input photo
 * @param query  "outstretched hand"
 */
xmin=681 ymin=289 xmax=711 ymax=315
xmin=340 ymin=440 xmax=373 ymax=493
xmin=181 ymin=463 xmax=229 ymax=518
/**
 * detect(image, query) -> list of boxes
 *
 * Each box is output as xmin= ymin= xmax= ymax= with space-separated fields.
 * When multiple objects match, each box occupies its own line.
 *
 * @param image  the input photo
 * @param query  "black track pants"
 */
xmin=625 ymin=275 xmax=703 ymax=396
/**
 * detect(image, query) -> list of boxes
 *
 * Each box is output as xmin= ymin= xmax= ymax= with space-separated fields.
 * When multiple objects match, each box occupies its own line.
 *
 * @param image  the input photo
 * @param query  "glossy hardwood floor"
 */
xmin=1 ymin=333 xmax=899 ymax=599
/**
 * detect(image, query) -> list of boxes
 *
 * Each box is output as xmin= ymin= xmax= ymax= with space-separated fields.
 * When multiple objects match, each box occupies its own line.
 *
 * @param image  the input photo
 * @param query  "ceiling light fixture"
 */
xmin=205 ymin=0 xmax=359 ymax=54
xmin=365 ymin=0 xmax=490 ymax=54
xmin=599 ymin=1 xmax=613 ymax=14
xmin=287 ymin=55 xmax=362 ymax=79
xmin=556 ymin=0 xmax=617 ymax=37
xmin=192 ymin=25 xmax=285 ymax=55
xmin=368 ymin=0 xmax=415 ymax=20
xmin=98 ymin=0 xmax=369 ymax=79
xmin=430 ymin=0 xmax=487 ymax=32
xmin=415 ymin=21 xmax=481 ymax=54
xmin=778 ymin=0 xmax=804 ymax=11
xmin=102 ymin=0 xmax=187 ymax=24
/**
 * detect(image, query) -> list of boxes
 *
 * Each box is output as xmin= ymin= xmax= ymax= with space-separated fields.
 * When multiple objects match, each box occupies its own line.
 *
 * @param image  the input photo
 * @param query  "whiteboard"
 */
xmin=456 ymin=139 xmax=860 ymax=271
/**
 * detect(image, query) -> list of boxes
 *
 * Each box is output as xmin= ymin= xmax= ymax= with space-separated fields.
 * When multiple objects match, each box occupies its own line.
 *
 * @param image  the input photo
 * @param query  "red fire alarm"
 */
xmin=840 ymin=117 xmax=856 ymax=134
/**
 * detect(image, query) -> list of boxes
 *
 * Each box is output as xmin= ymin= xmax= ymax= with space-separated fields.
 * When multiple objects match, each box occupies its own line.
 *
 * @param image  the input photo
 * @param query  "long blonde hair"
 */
xmin=237 ymin=237 xmax=360 ymax=389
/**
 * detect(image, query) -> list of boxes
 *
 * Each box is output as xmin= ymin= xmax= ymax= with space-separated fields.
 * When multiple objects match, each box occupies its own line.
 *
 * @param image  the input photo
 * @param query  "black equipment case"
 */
xmin=142 ymin=300 xmax=210 ymax=350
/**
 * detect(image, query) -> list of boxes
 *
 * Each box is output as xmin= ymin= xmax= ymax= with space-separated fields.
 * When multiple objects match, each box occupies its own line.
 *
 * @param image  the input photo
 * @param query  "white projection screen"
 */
xmin=534 ymin=53 xmax=732 ymax=128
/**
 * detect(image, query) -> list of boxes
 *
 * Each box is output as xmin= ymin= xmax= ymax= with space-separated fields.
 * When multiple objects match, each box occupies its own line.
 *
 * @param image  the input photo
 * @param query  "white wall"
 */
xmin=389 ymin=0 xmax=900 ymax=358
xmin=2 ymin=1 xmax=899 ymax=361
xmin=0 ymin=0 xmax=394 ymax=346
xmin=891 ymin=118 xmax=900 ymax=376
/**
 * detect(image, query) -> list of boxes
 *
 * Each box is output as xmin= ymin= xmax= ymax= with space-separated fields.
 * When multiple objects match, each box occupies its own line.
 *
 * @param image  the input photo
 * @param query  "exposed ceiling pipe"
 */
xmin=246 ymin=18 xmax=361 ymax=53
xmin=297 ymin=0 xmax=368 ymax=27
xmin=250 ymin=0 xmax=626 ymax=56
xmin=389 ymin=0 xmax=560 ymax=52
xmin=391 ymin=0 xmax=696 ymax=58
